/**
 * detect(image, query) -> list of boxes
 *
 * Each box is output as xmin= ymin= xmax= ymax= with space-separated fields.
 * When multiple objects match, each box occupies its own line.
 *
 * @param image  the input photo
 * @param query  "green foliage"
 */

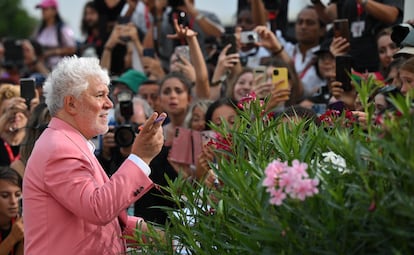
xmin=0 ymin=0 xmax=38 ymax=38
xmin=129 ymin=87 xmax=414 ymax=254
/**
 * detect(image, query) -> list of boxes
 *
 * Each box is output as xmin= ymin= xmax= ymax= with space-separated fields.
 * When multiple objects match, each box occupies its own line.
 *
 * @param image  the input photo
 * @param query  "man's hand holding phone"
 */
xmin=132 ymin=112 xmax=167 ymax=165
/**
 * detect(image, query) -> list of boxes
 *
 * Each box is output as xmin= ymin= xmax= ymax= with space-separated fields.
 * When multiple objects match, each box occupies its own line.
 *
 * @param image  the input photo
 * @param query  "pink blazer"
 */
xmin=23 ymin=117 xmax=154 ymax=254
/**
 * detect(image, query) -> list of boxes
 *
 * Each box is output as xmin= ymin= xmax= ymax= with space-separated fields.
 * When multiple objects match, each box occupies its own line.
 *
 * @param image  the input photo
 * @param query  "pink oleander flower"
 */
xmin=263 ymin=159 xmax=319 ymax=206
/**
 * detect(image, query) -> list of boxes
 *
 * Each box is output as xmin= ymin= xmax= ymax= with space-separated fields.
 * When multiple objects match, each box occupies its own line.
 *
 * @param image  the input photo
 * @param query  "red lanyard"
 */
xmin=4 ymin=141 xmax=20 ymax=162
xmin=292 ymin=48 xmax=315 ymax=79
xmin=144 ymin=5 xmax=151 ymax=31
xmin=356 ymin=2 xmax=364 ymax=18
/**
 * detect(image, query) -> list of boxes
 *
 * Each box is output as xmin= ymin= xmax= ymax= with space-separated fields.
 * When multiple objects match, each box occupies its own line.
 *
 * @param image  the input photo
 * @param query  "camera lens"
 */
xmin=248 ymin=34 xmax=254 ymax=41
xmin=273 ymin=69 xmax=279 ymax=75
xmin=114 ymin=125 xmax=136 ymax=147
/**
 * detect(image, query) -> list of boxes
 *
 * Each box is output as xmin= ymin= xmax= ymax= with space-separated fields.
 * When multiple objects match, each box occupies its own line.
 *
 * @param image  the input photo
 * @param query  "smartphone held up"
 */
xmin=19 ymin=78 xmax=36 ymax=109
xmin=335 ymin=55 xmax=353 ymax=92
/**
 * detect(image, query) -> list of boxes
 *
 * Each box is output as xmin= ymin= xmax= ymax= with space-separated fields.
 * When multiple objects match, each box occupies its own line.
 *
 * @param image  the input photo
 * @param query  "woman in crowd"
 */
xmin=0 ymin=166 xmax=23 ymax=255
xmin=376 ymin=28 xmax=399 ymax=79
xmin=399 ymin=57 xmax=414 ymax=96
xmin=10 ymin=103 xmax=50 ymax=177
xmin=34 ymin=0 xmax=76 ymax=70
xmin=134 ymin=72 xmax=193 ymax=225
xmin=0 ymin=85 xmax=28 ymax=167
xmin=195 ymin=97 xmax=239 ymax=186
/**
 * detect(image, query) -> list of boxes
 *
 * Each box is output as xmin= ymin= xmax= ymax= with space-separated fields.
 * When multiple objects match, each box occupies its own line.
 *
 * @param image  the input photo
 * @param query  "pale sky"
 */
xmin=20 ymin=0 xmax=413 ymax=41
xmin=22 ymin=0 xmax=240 ymax=40
xmin=21 ymin=0 xmax=322 ymax=40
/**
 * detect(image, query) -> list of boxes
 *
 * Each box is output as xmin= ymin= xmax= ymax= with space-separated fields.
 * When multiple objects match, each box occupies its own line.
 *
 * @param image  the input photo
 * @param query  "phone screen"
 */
xmin=335 ymin=55 xmax=353 ymax=91
xmin=20 ymin=78 xmax=36 ymax=109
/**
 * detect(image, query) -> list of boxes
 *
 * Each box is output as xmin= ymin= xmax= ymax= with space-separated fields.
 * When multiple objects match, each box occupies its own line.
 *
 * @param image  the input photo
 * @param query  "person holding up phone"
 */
xmin=0 ymin=85 xmax=30 ymax=167
xmin=101 ymin=20 xmax=142 ymax=76
xmin=311 ymin=0 xmax=403 ymax=73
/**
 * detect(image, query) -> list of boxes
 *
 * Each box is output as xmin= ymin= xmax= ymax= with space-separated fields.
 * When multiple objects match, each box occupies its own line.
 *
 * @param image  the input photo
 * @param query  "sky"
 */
xmin=21 ymin=0 xmax=322 ymax=40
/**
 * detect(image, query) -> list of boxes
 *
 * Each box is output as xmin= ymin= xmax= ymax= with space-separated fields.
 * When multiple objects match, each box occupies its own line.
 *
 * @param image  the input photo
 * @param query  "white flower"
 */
xmin=321 ymin=151 xmax=348 ymax=173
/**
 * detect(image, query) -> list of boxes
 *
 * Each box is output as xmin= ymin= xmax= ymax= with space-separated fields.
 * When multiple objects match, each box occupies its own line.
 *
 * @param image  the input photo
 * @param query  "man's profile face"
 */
xmin=74 ymin=79 xmax=113 ymax=139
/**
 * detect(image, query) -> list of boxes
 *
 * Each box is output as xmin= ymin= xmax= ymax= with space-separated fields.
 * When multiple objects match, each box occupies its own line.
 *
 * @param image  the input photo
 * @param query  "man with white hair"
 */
xmin=23 ymin=56 xmax=166 ymax=254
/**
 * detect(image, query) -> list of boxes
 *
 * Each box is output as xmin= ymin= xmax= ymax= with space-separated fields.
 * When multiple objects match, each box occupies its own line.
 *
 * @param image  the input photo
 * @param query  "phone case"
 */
xmin=333 ymin=19 xmax=351 ymax=42
xmin=169 ymin=127 xmax=203 ymax=166
xmin=272 ymin=67 xmax=289 ymax=90
xmin=253 ymin=66 xmax=267 ymax=87
xmin=174 ymin=46 xmax=190 ymax=63
xmin=221 ymin=34 xmax=237 ymax=55
xmin=335 ymin=55 xmax=352 ymax=91
xmin=143 ymin=48 xmax=155 ymax=58
xmin=20 ymin=78 xmax=36 ymax=108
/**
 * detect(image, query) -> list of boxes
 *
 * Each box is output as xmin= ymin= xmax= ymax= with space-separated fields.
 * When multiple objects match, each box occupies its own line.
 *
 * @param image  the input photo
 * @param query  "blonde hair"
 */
xmin=0 ymin=84 xmax=20 ymax=112
xmin=0 ymin=84 xmax=20 ymax=102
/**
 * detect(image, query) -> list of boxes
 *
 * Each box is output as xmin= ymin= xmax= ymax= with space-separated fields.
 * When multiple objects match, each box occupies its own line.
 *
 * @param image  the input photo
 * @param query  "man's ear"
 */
xmin=63 ymin=95 xmax=77 ymax=115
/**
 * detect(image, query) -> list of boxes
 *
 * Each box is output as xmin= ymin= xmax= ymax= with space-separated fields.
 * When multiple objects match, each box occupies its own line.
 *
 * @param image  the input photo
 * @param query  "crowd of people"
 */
xmin=0 ymin=0 xmax=413 ymax=254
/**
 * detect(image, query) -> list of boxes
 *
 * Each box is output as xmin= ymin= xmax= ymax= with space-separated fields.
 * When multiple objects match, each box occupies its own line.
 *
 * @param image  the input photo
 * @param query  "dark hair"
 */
xmin=159 ymin=72 xmax=193 ymax=95
xmin=81 ymin=1 xmax=98 ymax=35
xmin=276 ymin=105 xmax=321 ymax=127
xmin=204 ymin=97 xmax=238 ymax=130
xmin=20 ymin=103 xmax=51 ymax=165
xmin=0 ymin=166 xmax=22 ymax=189
xmin=141 ymin=79 xmax=160 ymax=86
xmin=36 ymin=11 xmax=66 ymax=46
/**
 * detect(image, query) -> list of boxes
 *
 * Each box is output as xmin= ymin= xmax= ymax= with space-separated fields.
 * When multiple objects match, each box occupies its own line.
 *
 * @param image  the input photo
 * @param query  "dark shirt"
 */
xmin=0 ymin=219 xmax=19 ymax=255
xmin=334 ymin=0 xmax=404 ymax=72
xmin=0 ymin=138 xmax=20 ymax=166
xmin=134 ymin=145 xmax=178 ymax=225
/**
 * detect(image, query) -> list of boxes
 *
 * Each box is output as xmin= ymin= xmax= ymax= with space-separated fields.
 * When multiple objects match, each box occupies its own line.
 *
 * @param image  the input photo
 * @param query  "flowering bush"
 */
xmin=129 ymin=88 xmax=414 ymax=254
xmin=263 ymin=159 xmax=319 ymax=205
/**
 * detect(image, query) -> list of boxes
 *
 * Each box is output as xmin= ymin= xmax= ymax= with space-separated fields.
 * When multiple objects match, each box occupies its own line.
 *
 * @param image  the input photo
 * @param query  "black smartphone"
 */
xmin=143 ymin=48 xmax=155 ymax=58
xmin=221 ymin=34 xmax=237 ymax=55
xmin=3 ymin=39 xmax=24 ymax=68
xmin=20 ymin=78 xmax=36 ymax=109
xmin=117 ymin=16 xmax=131 ymax=42
xmin=335 ymin=55 xmax=353 ymax=91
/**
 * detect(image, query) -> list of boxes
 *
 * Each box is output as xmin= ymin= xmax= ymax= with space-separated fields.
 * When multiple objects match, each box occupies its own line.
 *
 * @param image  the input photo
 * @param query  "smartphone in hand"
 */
xmin=174 ymin=45 xmax=190 ymax=63
xmin=221 ymin=34 xmax=237 ymax=55
xmin=335 ymin=55 xmax=353 ymax=92
xmin=20 ymin=78 xmax=36 ymax=109
xmin=333 ymin=19 xmax=351 ymax=42
xmin=272 ymin=67 xmax=289 ymax=90
xmin=143 ymin=48 xmax=156 ymax=58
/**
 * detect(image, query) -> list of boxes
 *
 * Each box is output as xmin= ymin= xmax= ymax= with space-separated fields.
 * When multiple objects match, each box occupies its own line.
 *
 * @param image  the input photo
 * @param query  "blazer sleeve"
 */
xmin=44 ymin=147 xmax=154 ymax=225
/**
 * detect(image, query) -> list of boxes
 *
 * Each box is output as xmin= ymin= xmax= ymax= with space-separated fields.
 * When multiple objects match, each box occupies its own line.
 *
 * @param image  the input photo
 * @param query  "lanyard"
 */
xmin=292 ymin=47 xmax=316 ymax=79
xmin=356 ymin=2 xmax=364 ymax=18
xmin=144 ymin=5 xmax=151 ymax=31
xmin=4 ymin=141 xmax=20 ymax=163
